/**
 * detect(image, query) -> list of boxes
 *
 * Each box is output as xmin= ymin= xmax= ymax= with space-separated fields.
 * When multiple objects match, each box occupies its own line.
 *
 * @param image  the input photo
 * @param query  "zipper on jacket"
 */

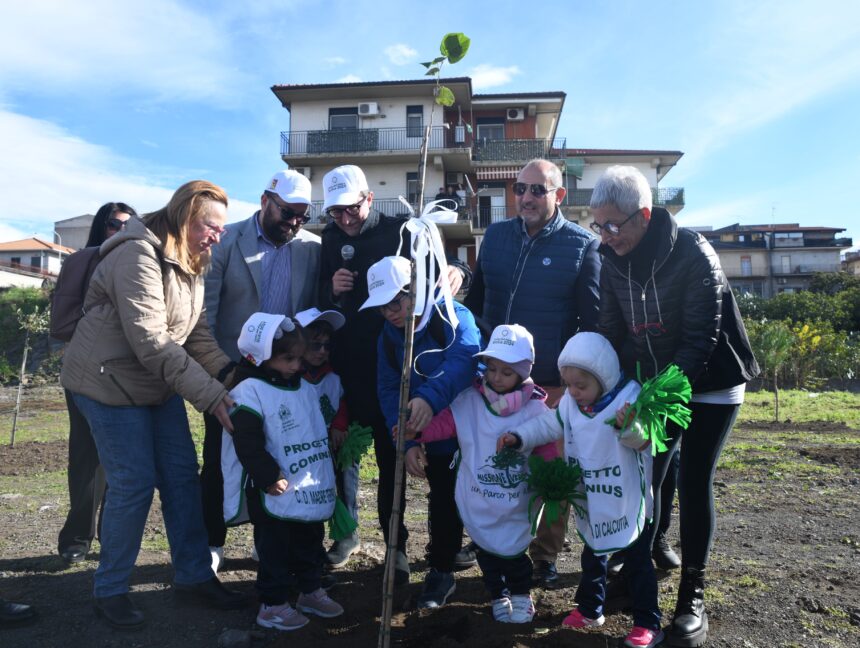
xmin=504 ymin=234 xmax=539 ymax=323
xmin=101 ymin=365 xmax=138 ymax=407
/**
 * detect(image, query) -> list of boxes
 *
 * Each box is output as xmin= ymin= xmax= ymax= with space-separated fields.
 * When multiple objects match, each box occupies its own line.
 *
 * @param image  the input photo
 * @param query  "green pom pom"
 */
xmin=608 ymin=363 xmax=692 ymax=456
xmin=327 ymin=497 xmax=358 ymax=541
xmin=524 ymin=455 xmax=585 ymax=533
xmin=336 ymin=422 xmax=374 ymax=469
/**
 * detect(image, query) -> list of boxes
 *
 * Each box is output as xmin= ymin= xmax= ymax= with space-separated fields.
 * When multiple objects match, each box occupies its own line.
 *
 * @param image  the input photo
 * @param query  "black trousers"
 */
xmin=658 ymin=445 xmax=680 ymax=536
xmin=475 ymin=546 xmax=532 ymax=598
xmin=200 ymin=411 xmax=228 ymax=547
xmin=648 ymin=402 xmax=740 ymax=569
xmin=58 ymin=389 xmax=105 ymax=552
xmin=254 ymin=517 xmax=324 ymax=605
xmin=424 ymin=451 xmax=462 ymax=572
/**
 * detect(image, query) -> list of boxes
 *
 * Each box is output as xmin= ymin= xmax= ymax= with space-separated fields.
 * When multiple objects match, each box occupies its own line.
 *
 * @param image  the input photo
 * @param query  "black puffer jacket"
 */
xmin=597 ymin=208 xmax=759 ymax=393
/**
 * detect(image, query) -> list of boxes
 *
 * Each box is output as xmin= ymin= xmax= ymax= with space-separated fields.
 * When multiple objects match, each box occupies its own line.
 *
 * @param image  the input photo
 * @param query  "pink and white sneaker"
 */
xmin=562 ymin=607 xmax=605 ymax=628
xmin=624 ymin=626 xmax=665 ymax=648
xmin=256 ymin=602 xmax=309 ymax=631
xmin=296 ymin=588 xmax=344 ymax=618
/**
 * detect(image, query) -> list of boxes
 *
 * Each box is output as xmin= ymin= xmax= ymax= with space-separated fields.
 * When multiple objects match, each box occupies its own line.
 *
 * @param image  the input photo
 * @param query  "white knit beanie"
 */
xmin=557 ymin=332 xmax=621 ymax=394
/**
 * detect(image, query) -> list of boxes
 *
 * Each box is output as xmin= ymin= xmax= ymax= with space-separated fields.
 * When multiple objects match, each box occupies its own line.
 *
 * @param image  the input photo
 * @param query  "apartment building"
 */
xmin=271 ymin=77 xmax=684 ymax=265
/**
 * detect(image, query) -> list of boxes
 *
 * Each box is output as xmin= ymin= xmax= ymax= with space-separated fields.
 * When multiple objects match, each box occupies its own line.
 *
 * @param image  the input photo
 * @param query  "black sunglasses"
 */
xmin=106 ymin=218 xmax=127 ymax=230
xmin=268 ymin=196 xmax=311 ymax=224
xmin=590 ymin=209 xmax=640 ymax=236
xmin=512 ymin=182 xmax=560 ymax=197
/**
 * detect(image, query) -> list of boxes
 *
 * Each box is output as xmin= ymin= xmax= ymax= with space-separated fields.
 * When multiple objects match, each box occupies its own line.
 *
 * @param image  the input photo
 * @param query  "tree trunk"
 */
xmin=773 ymin=371 xmax=780 ymax=423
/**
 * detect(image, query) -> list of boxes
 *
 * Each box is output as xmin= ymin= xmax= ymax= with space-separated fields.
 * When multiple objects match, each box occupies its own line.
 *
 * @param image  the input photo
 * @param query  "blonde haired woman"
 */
xmin=62 ymin=181 xmax=245 ymax=629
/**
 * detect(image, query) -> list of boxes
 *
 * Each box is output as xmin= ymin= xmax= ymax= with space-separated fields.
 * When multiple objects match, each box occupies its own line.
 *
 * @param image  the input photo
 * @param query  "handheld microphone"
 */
xmin=341 ymin=244 xmax=355 ymax=270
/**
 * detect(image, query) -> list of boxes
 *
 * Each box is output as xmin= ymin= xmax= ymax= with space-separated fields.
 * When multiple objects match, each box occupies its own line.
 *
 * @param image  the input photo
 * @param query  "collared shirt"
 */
xmin=254 ymin=214 xmax=292 ymax=316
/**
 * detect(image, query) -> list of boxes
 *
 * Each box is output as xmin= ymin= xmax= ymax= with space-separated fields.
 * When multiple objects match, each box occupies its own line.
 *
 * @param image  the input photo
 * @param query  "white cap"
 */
xmin=475 ymin=324 xmax=535 ymax=364
xmin=295 ymin=307 xmax=345 ymax=331
xmin=237 ymin=312 xmax=288 ymax=366
xmin=358 ymin=256 xmax=411 ymax=311
xmin=557 ymin=331 xmax=621 ymax=394
xmin=265 ymin=170 xmax=312 ymax=205
xmin=323 ymin=165 xmax=369 ymax=210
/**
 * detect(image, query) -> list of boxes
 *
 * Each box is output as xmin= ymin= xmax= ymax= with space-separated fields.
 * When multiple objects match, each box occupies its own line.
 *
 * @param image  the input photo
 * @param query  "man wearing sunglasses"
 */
xmin=201 ymin=170 xmax=321 ymax=570
xmin=464 ymin=158 xmax=601 ymax=588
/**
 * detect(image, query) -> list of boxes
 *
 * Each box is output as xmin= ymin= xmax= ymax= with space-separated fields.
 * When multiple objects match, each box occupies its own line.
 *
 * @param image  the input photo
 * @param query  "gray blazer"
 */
xmin=204 ymin=212 xmax=321 ymax=361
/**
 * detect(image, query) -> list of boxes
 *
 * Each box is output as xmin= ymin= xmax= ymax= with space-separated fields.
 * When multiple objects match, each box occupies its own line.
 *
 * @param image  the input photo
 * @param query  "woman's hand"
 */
xmin=405 ymin=445 xmax=428 ymax=478
xmin=214 ymin=394 xmax=235 ymax=433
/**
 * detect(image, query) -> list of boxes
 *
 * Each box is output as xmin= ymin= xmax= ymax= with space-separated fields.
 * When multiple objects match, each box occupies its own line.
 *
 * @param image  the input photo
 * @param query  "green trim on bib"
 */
xmin=232 ymin=404 xmax=262 ymax=419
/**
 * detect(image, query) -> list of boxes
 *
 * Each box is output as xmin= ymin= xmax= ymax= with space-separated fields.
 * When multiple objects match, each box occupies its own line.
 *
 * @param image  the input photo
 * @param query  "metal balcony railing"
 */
xmin=772 ymin=263 xmax=843 ymax=275
xmin=472 ymin=138 xmax=566 ymax=162
xmin=281 ymin=126 xmax=466 ymax=156
xmin=566 ymin=187 xmax=685 ymax=208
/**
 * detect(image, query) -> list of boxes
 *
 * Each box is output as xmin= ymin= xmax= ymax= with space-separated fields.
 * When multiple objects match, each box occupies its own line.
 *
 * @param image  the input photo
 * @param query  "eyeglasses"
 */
xmin=308 ymin=341 xmax=332 ymax=352
xmin=512 ymin=182 xmax=560 ymax=197
xmin=269 ymin=199 xmax=311 ymax=224
xmin=379 ymin=292 xmax=408 ymax=315
xmin=326 ymin=196 xmax=367 ymax=220
xmin=106 ymin=218 xmax=127 ymax=230
xmin=590 ymin=209 xmax=640 ymax=236
xmin=202 ymin=221 xmax=227 ymax=237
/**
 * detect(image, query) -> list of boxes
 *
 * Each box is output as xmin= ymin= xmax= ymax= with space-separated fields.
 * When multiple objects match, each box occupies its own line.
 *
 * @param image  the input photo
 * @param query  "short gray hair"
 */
xmin=521 ymin=159 xmax=563 ymax=188
xmin=590 ymin=165 xmax=652 ymax=214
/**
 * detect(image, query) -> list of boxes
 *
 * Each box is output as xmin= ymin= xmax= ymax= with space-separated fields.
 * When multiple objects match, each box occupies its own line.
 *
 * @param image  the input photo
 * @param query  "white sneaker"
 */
xmin=209 ymin=546 xmax=224 ymax=574
xmin=256 ymin=602 xmax=309 ymax=631
xmin=491 ymin=596 xmax=512 ymax=622
xmin=296 ymin=588 xmax=344 ymax=618
xmin=510 ymin=594 xmax=535 ymax=623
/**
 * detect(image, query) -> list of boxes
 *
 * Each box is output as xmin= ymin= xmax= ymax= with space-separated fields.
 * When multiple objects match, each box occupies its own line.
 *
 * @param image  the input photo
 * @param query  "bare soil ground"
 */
xmin=1 ymin=386 xmax=859 ymax=647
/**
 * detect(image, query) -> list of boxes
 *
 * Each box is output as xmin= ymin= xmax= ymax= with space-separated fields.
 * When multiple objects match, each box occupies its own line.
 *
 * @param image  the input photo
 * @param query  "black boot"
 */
xmin=652 ymin=532 xmax=681 ymax=570
xmin=174 ymin=577 xmax=248 ymax=610
xmin=667 ymin=566 xmax=708 ymax=647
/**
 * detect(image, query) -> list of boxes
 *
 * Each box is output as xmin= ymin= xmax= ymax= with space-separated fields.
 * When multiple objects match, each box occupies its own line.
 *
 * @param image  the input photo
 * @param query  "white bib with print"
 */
xmin=222 ymin=378 xmax=336 ymax=523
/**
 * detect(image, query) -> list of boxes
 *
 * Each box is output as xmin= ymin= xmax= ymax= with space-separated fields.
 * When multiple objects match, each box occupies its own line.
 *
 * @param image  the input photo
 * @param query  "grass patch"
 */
xmin=740 ymin=390 xmax=860 ymax=426
xmin=734 ymin=574 xmax=768 ymax=590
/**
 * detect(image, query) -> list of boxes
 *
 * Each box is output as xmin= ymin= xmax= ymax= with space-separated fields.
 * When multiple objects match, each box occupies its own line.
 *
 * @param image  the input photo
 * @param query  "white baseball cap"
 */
xmin=323 ymin=165 xmax=369 ymax=210
xmin=295 ymin=307 xmax=345 ymax=331
xmin=237 ymin=312 xmax=288 ymax=366
xmin=265 ymin=170 xmax=312 ymax=205
xmin=557 ymin=331 xmax=620 ymax=394
xmin=358 ymin=256 xmax=411 ymax=311
xmin=475 ymin=324 xmax=535 ymax=365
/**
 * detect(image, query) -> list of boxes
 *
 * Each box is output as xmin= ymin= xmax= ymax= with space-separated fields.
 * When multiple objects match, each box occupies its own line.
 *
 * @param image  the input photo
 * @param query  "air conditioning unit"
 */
xmin=507 ymin=107 xmax=525 ymax=121
xmin=446 ymin=172 xmax=464 ymax=185
xmin=358 ymin=102 xmax=380 ymax=117
xmin=293 ymin=166 xmax=312 ymax=179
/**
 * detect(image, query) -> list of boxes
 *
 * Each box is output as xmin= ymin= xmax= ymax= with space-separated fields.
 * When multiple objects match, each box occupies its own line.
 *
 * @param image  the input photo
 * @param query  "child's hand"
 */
xmin=616 ymin=418 xmax=649 ymax=451
xmin=496 ymin=432 xmax=520 ymax=453
xmin=406 ymin=397 xmax=433 ymax=433
xmin=267 ymin=475 xmax=288 ymax=496
xmin=330 ymin=427 xmax=347 ymax=451
xmin=405 ymin=445 xmax=428 ymax=479
xmin=615 ymin=403 xmax=634 ymax=429
xmin=391 ymin=424 xmax=419 ymax=441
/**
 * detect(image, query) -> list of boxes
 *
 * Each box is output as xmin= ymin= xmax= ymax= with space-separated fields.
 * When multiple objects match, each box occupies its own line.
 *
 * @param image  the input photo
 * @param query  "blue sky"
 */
xmin=1 ymin=0 xmax=858 ymax=251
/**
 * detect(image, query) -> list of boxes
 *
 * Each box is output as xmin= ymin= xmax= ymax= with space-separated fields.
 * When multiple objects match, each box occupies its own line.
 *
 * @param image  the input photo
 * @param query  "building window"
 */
xmin=406 ymin=105 xmax=423 ymax=138
xmin=476 ymin=117 xmax=504 ymax=141
xmin=741 ymin=256 xmax=752 ymax=276
xmin=30 ymin=256 xmax=41 ymax=269
xmin=406 ymin=172 xmax=419 ymax=205
xmin=10 ymin=256 xmax=21 ymax=267
xmin=329 ymin=107 xmax=358 ymax=130
xmin=781 ymin=255 xmax=791 ymax=274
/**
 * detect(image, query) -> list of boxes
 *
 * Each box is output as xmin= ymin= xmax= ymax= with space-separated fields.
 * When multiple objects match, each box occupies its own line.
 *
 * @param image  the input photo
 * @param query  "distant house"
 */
xmin=271 ymin=77 xmax=684 ymax=266
xmin=700 ymin=224 xmax=853 ymax=297
xmin=0 ymin=237 xmax=75 ymax=287
xmin=843 ymin=250 xmax=860 ymax=276
xmin=54 ymin=213 xmax=95 ymax=251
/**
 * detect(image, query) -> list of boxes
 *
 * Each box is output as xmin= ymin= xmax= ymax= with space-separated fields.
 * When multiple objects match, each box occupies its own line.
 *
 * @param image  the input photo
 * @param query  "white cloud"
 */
xmin=468 ymin=64 xmax=521 ymax=90
xmin=384 ymin=44 xmax=417 ymax=66
xmin=323 ymin=56 xmax=347 ymax=67
xmin=335 ymin=74 xmax=362 ymax=84
xmin=0 ymin=110 xmax=256 ymax=243
xmin=0 ymin=1 xmax=251 ymax=107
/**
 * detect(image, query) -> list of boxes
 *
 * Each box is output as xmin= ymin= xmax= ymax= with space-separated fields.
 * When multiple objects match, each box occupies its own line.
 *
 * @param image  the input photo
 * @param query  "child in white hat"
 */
xmin=497 ymin=331 xmax=662 ymax=648
xmin=404 ymin=324 xmax=558 ymax=623
xmin=221 ymin=312 xmax=344 ymax=632
xmin=294 ymin=308 xmax=360 ymax=568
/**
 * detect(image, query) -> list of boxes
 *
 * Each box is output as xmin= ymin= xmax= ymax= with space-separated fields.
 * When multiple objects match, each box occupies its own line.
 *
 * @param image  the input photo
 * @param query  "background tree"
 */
xmin=747 ymin=319 xmax=794 ymax=421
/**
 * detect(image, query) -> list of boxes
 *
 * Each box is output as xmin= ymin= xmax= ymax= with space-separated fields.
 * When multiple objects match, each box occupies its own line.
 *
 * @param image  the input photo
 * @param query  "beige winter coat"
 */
xmin=60 ymin=218 xmax=231 ymax=413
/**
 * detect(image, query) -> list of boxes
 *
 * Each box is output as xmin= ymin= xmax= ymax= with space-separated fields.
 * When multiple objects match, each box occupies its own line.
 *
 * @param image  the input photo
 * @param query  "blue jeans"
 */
xmin=575 ymin=521 xmax=660 ymax=630
xmin=72 ymin=393 xmax=213 ymax=598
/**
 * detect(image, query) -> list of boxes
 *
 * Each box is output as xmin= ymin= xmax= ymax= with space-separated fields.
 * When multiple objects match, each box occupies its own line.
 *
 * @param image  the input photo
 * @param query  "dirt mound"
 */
xmin=0 ymin=440 xmax=67 ymax=475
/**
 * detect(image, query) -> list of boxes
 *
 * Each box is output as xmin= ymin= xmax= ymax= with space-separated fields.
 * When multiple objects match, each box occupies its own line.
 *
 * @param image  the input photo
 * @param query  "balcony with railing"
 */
xmin=772 ymin=263 xmax=843 ymax=275
xmin=281 ymin=126 xmax=466 ymax=157
xmin=566 ymin=187 xmax=685 ymax=208
xmin=472 ymin=138 xmax=566 ymax=163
